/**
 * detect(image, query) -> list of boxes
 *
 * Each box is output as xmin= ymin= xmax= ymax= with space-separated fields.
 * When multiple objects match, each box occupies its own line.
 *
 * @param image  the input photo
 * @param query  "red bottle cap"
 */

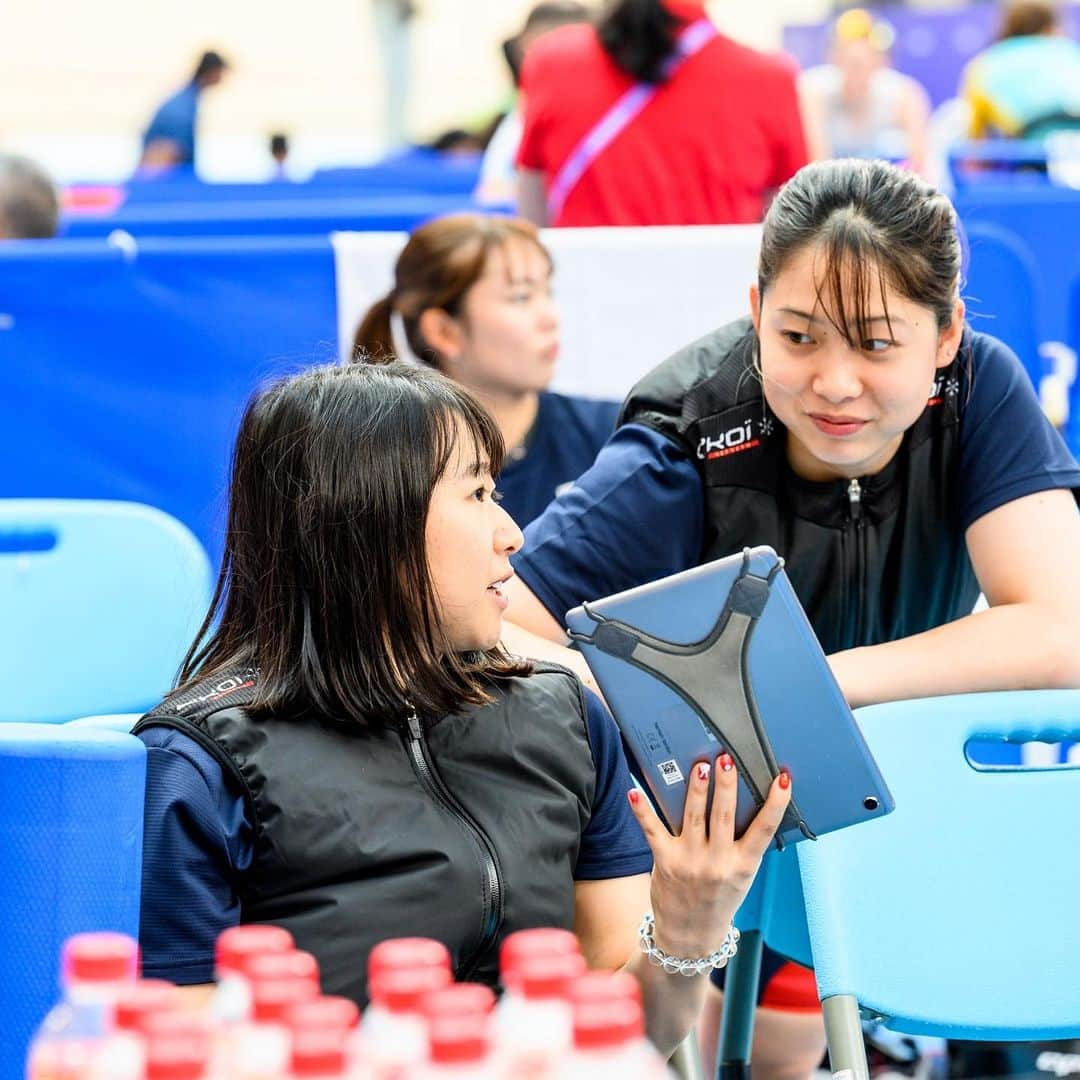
xmin=290 ymin=1029 xmax=348 ymax=1076
xmin=251 ymin=976 xmax=319 ymax=1023
xmin=240 ymin=948 xmax=320 ymax=985
xmin=367 ymin=937 xmax=451 ymax=982
xmin=573 ymin=999 xmax=644 ymax=1051
xmin=499 ymin=928 xmax=579 ymax=979
xmin=568 ymin=970 xmax=642 ymax=1008
xmin=114 ymin=979 xmax=182 ymax=1032
xmin=283 ymin=994 xmax=361 ymax=1032
xmin=215 ymin=924 xmax=294 ymax=975
xmin=142 ymin=1014 xmax=212 ymax=1080
xmin=429 ymin=1014 xmax=489 ymax=1065
xmin=61 ymin=932 xmax=139 ymax=985
xmin=368 ymin=965 xmax=451 ymax=1014
xmin=421 ymin=982 xmax=497 ymax=1020
xmin=516 ymin=952 xmax=586 ymax=1001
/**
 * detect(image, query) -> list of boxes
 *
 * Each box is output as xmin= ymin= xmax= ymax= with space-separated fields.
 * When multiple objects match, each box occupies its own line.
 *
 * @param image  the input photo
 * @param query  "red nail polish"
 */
xmin=778 ymin=770 xmax=791 ymax=790
xmin=628 ymin=789 xmax=640 ymax=806
xmin=718 ymin=753 xmax=734 ymax=772
xmin=696 ymin=762 xmax=710 ymax=782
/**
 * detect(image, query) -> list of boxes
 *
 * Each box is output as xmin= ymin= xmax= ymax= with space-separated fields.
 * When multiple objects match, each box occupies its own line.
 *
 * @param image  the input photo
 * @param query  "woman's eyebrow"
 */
xmin=457 ymin=458 xmax=491 ymax=479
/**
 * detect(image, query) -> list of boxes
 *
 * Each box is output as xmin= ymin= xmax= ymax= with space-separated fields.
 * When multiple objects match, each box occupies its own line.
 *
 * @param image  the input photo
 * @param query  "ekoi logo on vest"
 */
xmin=927 ymin=372 xmax=960 ymax=408
xmin=696 ymin=413 xmax=771 ymax=461
xmin=177 ymin=672 xmax=257 ymax=713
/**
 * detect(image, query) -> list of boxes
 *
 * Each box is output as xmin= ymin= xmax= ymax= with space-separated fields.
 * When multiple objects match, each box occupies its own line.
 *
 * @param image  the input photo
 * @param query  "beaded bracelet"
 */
xmin=638 ymin=913 xmax=741 ymax=976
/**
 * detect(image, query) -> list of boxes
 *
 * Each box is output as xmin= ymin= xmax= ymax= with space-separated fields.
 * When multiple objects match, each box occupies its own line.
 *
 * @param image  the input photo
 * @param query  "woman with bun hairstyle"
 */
xmin=353 ymin=212 xmax=619 ymax=527
xmin=500 ymin=158 xmax=1080 ymax=1077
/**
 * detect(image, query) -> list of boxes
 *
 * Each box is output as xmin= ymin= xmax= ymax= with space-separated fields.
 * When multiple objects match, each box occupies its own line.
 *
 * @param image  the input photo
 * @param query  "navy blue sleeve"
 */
xmin=512 ymin=423 xmax=704 ymax=622
xmin=574 ymin=690 xmax=654 ymax=881
xmin=958 ymin=333 xmax=1080 ymax=531
xmin=136 ymin=726 xmax=253 ymax=983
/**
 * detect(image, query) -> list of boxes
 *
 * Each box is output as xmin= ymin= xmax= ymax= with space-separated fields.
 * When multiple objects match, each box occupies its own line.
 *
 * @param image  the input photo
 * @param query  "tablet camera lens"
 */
xmin=863 ymin=796 xmax=879 ymax=811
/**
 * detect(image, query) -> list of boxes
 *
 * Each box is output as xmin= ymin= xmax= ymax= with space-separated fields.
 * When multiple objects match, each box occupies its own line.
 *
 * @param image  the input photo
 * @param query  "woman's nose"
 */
xmin=495 ymin=507 xmax=525 ymax=556
xmin=811 ymin=347 xmax=863 ymax=403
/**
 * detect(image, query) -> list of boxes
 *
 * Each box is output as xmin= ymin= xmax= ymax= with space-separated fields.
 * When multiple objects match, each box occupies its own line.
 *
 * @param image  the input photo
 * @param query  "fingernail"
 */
xmin=718 ymin=753 xmax=734 ymax=772
xmin=696 ymin=762 xmax=710 ymax=782
xmin=628 ymin=789 xmax=640 ymax=806
xmin=778 ymin=769 xmax=791 ymax=790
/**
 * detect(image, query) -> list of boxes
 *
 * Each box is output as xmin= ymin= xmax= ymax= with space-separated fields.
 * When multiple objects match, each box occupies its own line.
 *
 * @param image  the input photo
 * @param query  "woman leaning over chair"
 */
xmin=133 ymin=358 xmax=791 ymax=1055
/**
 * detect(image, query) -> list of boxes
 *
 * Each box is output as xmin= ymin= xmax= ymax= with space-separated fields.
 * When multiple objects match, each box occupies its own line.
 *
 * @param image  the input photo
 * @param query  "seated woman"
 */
xmin=353 ymin=213 xmax=618 ymax=527
xmin=134 ymin=358 xmax=791 ymax=1054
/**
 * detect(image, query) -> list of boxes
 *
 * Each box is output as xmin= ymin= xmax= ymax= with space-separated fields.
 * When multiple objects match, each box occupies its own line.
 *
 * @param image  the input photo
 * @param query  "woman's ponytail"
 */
xmin=353 ymin=293 xmax=397 ymax=363
xmin=596 ymin=0 xmax=679 ymax=84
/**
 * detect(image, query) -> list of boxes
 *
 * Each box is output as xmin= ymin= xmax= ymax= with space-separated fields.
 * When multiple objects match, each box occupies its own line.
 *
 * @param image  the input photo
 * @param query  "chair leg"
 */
xmin=670 ymin=1031 xmax=706 ymax=1080
xmin=822 ymin=995 xmax=869 ymax=1080
xmin=717 ymin=929 xmax=764 ymax=1080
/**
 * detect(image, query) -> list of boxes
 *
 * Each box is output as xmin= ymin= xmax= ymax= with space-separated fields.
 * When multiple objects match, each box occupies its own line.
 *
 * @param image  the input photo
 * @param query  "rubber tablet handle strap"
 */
xmin=574 ymin=555 xmax=814 ymax=847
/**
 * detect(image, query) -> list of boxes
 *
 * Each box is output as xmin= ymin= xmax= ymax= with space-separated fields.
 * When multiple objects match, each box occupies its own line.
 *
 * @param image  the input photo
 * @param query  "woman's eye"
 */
xmin=508 ymin=290 xmax=533 ymax=304
xmin=781 ymin=330 xmax=814 ymax=346
xmin=862 ymin=338 xmax=895 ymax=353
xmin=473 ymin=486 xmax=501 ymax=503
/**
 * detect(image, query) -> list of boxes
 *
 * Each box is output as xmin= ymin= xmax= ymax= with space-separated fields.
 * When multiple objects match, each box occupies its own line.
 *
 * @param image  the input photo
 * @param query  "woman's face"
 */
xmin=751 ymin=245 xmax=964 ymax=482
xmin=444 ymin=239 xmax=560 ymax=397
xmin=425 ymin=427 xmax=525 ymax=652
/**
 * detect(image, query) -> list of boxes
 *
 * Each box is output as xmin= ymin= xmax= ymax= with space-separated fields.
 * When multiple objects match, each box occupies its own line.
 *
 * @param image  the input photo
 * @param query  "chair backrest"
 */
xmin=0 ymin=724 xmax=145 ymax=1080
xmin=963 ymin=221 xmax=1045 ymax=389
xmin=798 ymin=690 xmax=1080 ymax=1041
xmin=0 ymin=499 xmax=212 ymax=723
xmin=67 ymin=713 xmax=141 ymax=733
xmin=734 ymin=845 xmax=812 ymax=969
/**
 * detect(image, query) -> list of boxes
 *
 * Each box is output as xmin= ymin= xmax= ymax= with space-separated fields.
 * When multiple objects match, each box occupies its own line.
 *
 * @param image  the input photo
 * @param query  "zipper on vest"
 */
xmin=403 ymin=712 xmax=504 ymax=979
xmin=847 ymin=478 xmax=862 ymax=523
xmin=846 ymin=477 xmax=865 ymax=646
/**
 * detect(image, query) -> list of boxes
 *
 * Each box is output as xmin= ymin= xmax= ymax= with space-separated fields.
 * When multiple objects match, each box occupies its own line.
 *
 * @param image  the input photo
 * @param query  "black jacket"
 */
xmin=620 ymin=318 xmax=979 ymax=654
xmin=135 ymin=664 xmax=596 ymax=1006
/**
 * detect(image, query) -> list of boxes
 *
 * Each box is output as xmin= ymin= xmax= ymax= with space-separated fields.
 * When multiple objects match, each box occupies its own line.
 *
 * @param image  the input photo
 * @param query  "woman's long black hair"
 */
xmin=175 ymin=361 xmax=530 ymax=725
xmin=596 ymin=0 xmax=680 ymax=84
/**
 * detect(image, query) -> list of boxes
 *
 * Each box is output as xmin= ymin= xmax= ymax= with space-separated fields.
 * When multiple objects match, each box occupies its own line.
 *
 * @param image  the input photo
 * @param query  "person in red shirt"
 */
xmin=516 ymin=0 xmax=808 ymax=227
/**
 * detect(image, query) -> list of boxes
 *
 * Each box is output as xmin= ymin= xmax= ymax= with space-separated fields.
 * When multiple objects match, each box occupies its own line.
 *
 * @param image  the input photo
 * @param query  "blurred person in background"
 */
xmin=353 ymin=213 xmax=620 ymax=528
xmin=475 ymin=1 xmax=591 ymax=206
xmin=0 ymin=154 xmax=59 ymax=239
xmin=516 ymin=0 xmax=807 ymax=227
xmin=961 ymin=1 xmax=1080 ymax=140
xmin=138 ymin=49 xmax=230 ymax=173
xmin=799 ymin=8 xmax=931 ymax=177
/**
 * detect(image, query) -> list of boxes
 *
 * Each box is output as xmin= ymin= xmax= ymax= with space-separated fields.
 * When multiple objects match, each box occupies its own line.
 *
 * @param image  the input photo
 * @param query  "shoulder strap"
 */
xmin=546 ymin=17 xmax=718 ymax=221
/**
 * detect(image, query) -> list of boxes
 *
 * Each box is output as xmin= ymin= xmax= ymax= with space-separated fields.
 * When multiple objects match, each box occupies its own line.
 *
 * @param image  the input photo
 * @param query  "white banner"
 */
xmin=332 ymin=224 xmax=762 ymax=402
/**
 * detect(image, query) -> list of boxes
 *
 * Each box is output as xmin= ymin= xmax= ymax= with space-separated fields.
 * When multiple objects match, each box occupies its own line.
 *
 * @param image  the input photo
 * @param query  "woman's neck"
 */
xmin=469 ymin=388 xmax=540 ymax=458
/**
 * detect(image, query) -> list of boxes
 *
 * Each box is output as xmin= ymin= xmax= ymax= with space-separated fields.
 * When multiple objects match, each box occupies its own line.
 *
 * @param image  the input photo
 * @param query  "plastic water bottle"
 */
xmin=288 ymin=1029 xmax=351 ymax=1080
xmin=212 ymin=925 xmax=295 ymax=1025
xmin=415 ymin=1014 xmax=494 ymax=1080
xmin=420 ymin=984 xmax=496 ymax=1025
xmin=285 ymin=998 xmax=360 ymax=1080
xmin=564 ymin=997 xmax=668 ymax=1078
xmin=141 ymin=1013 xmax=214 ymax=1080
xmin=363 ymin=966 xmax=451 ymax=1079
xmin=493 ymin=951 xmax=585 ymax=1078
xmin=27 ymin=932 xmax=140 ymax=1080
xmin=498 ymin=928 xmax=579 ymax=991
xmin=367 ymin=939 xmax=451 ymax=983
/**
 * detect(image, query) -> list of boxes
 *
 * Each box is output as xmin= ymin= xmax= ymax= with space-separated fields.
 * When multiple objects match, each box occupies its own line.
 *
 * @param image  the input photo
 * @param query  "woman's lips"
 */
xmin=809 ymin=414 xmax=869 ymax=437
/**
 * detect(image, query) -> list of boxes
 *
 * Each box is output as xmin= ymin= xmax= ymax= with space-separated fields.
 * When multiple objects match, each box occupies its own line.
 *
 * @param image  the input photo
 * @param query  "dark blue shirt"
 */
xmin=137 ymin=689 xmax=651 ymax=983
xmin=142 ymin=83 xmax=200 ymax=164
xmin=513 ymin=329 xmax=1080 ymax=624
xmin=497 ymin=392 xmax=620 ymax=528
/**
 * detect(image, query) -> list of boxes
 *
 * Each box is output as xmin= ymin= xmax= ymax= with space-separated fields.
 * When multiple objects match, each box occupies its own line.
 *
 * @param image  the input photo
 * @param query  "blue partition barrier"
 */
xmin=60 ymin=193 xmax=484 ymax=239
xmin=0 ymin=236 xmax=338 ymax=564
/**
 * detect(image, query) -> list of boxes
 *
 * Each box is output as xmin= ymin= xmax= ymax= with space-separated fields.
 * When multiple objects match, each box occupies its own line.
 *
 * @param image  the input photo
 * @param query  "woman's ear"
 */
xmin=935 ymin=297 xmax=965 ymax=369
xmin=749 ymin=283 xmax=762 ymax=335
xmin=418 ymin=307 xmax=465 ymax=364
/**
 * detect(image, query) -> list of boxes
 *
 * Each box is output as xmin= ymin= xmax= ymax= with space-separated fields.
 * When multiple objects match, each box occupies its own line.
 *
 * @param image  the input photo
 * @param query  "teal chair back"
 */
xmin=798 ymin=690 xmax=1080 ymax=1040
xmin=0 ymin=499 xmax=212 ymax=723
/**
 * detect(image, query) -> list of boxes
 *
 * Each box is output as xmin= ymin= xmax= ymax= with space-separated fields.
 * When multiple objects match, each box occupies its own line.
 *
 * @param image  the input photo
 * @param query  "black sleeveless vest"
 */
xmin=620 ymin=317 xmax=980 ymax=654
xmin=135 ymin=665 xmax=596 ymax=1006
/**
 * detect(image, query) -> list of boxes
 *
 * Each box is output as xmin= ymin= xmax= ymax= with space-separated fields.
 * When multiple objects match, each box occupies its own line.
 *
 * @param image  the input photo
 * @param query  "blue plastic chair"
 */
xmin=0 ymin=499 xmax=212 ymax=723
xmin=798 ymin=691 xmax=1080 ymax=1080
xmin=67 ymin=713 xmax=141 ymax=733
xmin=0 ymin=724 xmax=146 ymax=1080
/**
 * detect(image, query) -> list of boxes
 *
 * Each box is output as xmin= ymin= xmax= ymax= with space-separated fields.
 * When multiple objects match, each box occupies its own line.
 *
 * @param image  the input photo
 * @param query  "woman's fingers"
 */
xmin=737 ymin=770 xmax=792 ymax=863
xmin=708 ymin=752 xmax=738 ymax=844
xmin=679 ymin=759 xmax=712 ymax=843
xmin=626 ymin=786 xmax=669 ymax=853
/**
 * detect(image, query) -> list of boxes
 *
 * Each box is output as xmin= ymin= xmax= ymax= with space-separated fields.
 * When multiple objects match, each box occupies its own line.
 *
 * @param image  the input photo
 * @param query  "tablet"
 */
xmin=565 ymin=546 xmax=893 ymax=848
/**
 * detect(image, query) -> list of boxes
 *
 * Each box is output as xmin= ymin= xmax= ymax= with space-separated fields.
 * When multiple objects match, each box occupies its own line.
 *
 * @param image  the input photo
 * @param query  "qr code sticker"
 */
xmin=658 ymin=759 xmax=684 ymax=786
